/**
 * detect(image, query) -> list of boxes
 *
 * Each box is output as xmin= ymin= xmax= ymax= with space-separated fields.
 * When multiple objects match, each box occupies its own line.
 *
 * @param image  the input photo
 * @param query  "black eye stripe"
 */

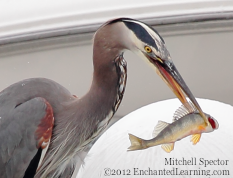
xmin=147 ymin=25 xmax=165 ymax=44
xmin=124 ymin=21 xmax=158 ymax=51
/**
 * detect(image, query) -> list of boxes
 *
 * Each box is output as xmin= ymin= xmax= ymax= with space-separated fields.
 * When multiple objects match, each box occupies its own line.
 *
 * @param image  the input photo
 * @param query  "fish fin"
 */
xmin=172 ymin=118 xmax=178 ymax=122
xmin=191 ymin=134 xmax=202 ymax=145
xmin=128 ymin=134 xmax=146 ymax=151
xmin=161 ymin=143 xmax=175 ymax=153
xmin=198 ymin=125 xmax=206 ymax=131
xmin=173 ymin=101 xmax=198 ymax=121
xmin=152 ymin=121 xmax=169 ymax=138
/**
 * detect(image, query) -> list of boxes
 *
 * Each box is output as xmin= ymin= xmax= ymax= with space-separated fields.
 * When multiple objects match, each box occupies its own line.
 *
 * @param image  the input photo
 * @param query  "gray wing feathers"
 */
xmin=0 ymin=97 xmax=52 ymax=178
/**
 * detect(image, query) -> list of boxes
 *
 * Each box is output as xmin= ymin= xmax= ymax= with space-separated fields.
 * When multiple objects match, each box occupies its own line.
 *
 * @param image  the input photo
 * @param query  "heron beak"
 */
xmin=146 ymin=54 xmax=208 ymax=124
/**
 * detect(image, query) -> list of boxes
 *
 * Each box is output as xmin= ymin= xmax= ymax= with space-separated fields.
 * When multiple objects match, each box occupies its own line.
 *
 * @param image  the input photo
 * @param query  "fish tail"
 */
xmin=128 ymin=133 xmax=146 ymax=151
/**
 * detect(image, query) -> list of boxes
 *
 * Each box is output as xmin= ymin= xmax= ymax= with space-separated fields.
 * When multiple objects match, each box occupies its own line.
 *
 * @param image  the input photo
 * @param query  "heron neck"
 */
xmin=86 ymin=54 xmax=120 ymax=121
xmin=81 ymin=55 xmax=124 ymax=127
xmin=80 ymin=22 xmax=128 ymax=124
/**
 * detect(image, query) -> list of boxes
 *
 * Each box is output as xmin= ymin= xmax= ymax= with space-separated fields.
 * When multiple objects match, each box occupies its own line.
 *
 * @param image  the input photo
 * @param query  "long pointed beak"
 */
xmin=147 ymin=55 xmax=208 ymax=124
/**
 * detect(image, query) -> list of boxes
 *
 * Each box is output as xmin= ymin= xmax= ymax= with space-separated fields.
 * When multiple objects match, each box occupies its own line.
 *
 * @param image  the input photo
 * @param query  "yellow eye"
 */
xmin=144 ymin=46 xmax=152 ymax=53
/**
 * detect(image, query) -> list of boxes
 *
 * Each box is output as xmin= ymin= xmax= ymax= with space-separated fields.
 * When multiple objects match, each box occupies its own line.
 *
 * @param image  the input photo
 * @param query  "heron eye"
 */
xmin=144 ymin=46 xmax=152 ymax=53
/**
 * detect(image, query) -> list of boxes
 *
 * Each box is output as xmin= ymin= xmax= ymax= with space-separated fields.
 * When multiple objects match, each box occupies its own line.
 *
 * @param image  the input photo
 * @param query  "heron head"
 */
xmin=112 ymin=18 xmax=206 ymax=121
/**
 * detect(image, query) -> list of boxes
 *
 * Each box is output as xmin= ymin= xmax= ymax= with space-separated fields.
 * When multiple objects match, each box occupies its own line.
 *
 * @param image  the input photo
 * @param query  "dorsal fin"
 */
xmin=152 ymin=121 xmax=169 ymax=138
xmin=173 ymin=101 xmax=198 ymax=122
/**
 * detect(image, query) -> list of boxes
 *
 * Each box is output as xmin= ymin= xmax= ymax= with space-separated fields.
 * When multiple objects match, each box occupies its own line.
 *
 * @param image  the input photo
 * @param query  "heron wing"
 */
xmin=0 ymin=97 xmax=54 ymax=178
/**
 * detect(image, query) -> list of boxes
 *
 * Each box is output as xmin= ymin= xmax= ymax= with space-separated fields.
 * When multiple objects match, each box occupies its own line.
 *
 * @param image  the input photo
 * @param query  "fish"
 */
xmin=128 ymin=102 xmax=219 ymax=153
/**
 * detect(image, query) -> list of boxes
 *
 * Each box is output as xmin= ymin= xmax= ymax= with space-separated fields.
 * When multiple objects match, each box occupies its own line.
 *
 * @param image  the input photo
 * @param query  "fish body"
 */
xmin=128 ymin=103 xmax=219 ymax=153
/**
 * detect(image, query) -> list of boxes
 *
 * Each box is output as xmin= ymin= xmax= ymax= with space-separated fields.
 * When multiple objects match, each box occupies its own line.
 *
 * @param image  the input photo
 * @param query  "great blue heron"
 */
xmin=0 ymin=18 xmax=205 ymax=178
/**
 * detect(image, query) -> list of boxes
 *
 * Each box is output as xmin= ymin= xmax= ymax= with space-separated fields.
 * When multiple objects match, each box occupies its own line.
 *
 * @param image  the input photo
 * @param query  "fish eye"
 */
xmin=208 ymin=117 xmax=216 ymax=129
xmin=144 ymin=46 xmax=152 ymax=53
